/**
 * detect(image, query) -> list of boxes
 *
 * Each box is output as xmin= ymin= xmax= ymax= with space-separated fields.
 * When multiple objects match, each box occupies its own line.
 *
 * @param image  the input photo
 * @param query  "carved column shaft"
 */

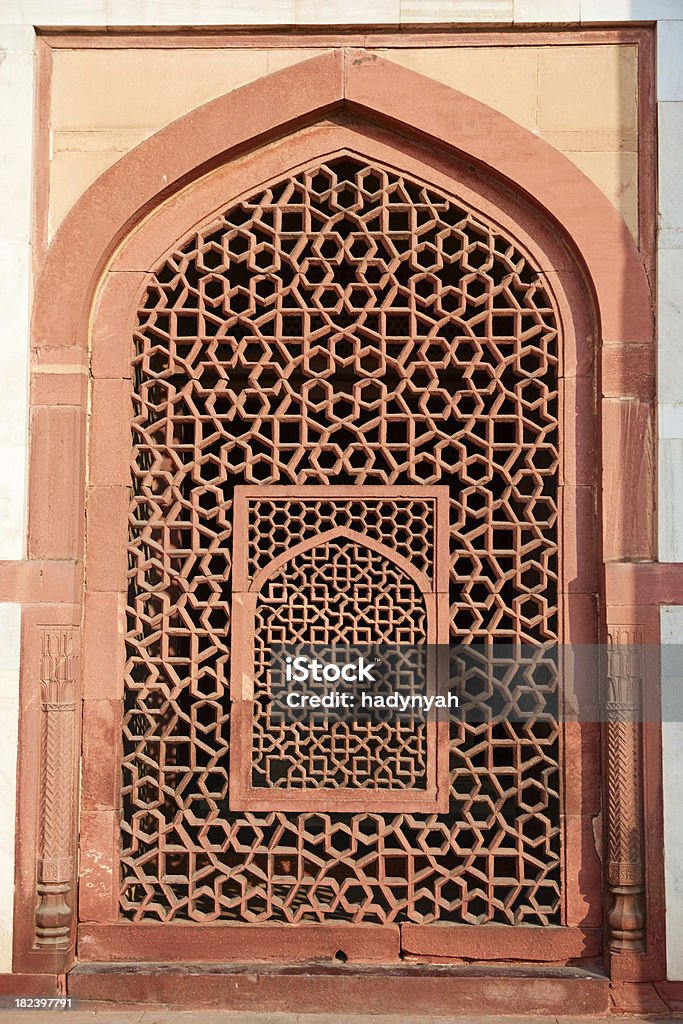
xmin=35 ymin=629 xmax=78 ymax=950
xmin=605 ymin=627 xmax=645 ymax=953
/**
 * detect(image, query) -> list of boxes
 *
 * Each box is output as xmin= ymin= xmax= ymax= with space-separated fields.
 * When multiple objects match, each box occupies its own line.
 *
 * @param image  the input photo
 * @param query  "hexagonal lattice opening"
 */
xmin=122 ymin=152 xmax=561 ymax=927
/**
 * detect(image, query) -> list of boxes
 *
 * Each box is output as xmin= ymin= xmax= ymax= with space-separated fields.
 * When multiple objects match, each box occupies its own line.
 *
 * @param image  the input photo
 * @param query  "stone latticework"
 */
xmin=122 ymin=154 xmax=561 ymax=926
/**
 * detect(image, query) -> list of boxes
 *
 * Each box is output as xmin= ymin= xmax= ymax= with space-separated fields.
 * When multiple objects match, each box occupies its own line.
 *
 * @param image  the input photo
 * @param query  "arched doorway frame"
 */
xmin=16 ymin=50 xmax=662 ymax=987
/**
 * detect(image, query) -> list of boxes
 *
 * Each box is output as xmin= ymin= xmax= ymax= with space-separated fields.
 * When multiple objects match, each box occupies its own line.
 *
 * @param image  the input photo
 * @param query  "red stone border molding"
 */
xmin=12 ymin=47 xmax=663 ymax=998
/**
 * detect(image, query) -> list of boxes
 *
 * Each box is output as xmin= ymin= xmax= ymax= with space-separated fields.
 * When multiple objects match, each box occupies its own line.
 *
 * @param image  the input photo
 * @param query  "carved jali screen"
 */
xmin=228 ymin=485 xmax=450 ymax=814
xmin=123 ymin=154 xmax=561 ymax=926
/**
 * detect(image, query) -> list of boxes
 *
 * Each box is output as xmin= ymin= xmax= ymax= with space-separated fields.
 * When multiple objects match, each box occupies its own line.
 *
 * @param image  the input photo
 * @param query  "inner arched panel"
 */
xmin=122 ymin=152 xmax=561 ymax=925
xmin=252 ymin=536 xmax=428 ymax=791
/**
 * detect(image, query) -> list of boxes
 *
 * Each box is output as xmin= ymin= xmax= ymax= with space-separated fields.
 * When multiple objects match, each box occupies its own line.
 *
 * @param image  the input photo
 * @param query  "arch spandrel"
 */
xmin=35 ymin=50 xmax=650 ymax=356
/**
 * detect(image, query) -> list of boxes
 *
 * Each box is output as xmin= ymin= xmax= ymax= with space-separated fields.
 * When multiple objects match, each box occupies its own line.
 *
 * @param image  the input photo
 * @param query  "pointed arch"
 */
xmin=250 ymin=527 xmax=432 ymax=597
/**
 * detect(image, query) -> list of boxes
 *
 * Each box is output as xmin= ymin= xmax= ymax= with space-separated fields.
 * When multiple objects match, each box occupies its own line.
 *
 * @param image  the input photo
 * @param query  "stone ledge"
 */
xmin=67 ymin=962 xmax=610 ymax=1016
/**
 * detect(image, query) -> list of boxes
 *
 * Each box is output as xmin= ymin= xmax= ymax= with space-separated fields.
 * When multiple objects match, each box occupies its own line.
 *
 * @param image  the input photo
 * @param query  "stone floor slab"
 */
xmin=142 ymin=1015 xmax=298 ymax=1024
xmin=142 ymin=1014 xmax=298 ymax=1024
xmin=298 ymin=1015 xmax=434 ymax=1024
xmin=432 ymin=1018 xmax=558 ymax=1024
xmin=1 ymin=1014 xmax=677 ymax=1023
xmin=0 ymin=1014 xmax=145 ymax=1023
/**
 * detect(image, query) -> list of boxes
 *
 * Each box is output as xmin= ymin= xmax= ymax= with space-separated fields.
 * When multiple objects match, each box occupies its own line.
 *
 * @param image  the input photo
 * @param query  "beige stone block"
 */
xmin=50 ymin=149 xmax=133 ymax=239
xmin=560 ymin=149 xmax=638 ymax=240
xmin=538 ymin=44 xmax=638 ymax=132
xmin=266 ymin=48 xmax=330 ymax=74
xmin=384 ymin=46 xmax=539 ymax=130
xmin=48 ymin=50 xmax=332 ymax=236
xmin=52 ymin=129 xmax=151 ymax=155
xmin=51 ymin=47 xmax=271 ymax=131
xmin=49 ymin=134 xmax=150 ymax=239
xmin=540 ymin=128 xmax=637 ymax=152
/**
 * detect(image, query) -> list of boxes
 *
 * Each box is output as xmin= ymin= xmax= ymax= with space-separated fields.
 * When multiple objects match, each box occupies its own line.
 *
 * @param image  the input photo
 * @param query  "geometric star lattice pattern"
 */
xmin=122 ymin=153 xmax=561 ymax=925
xmin=252 ymin=536 xmax=429 ymax=791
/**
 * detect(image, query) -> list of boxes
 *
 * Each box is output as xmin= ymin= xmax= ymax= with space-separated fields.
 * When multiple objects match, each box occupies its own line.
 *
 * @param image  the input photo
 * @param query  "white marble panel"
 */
xmin=659 ymin=247 xmax=683 ymax=408
xmin=514 ymin=0 xmax=579 ymax=20
xmin=0 ymin=242 xmax=31 ymax=449
xmin=658 ymin=21 xmax=683 ymax=102
xmin=0 ymin=25 xmax=32 ymax=566
xmin=4 ymin=0 xmax=683 ymax=25
xmin=296 ymin=0 xmax=398 ymax=23
xmin=0 ymin=23 xmax=33 ymax=55
xmin=661 ymin=606 xmax=683 ymax=981
xmin=581 ymin=0 xmax=683 ymax=19
xmin=0 ymin=606 xmax=21 ymax=672
xmin=660 ymin=404 xmax=683 ymax=440
xmin=659 ymin=438 xmax=683 ymax=563
xmin=0 ymin=28 xmax=34 ymax=244
xmin=0 ymin=156 xmax=34 ymax=247
xmin=0 ymin=446 xmax=27 ymax=561
xmin=0 ymin=694 xmax=18 ymax=973
xmin=659 ymin=102 xmax=683 ymax=249
xmin=10 ymin=0 xmax=106 ymax=24
xmin=401 ymin=0 xmax=512 ymax=20
xmin=0 ymin=671 xmax=19 ymax=702
xmin=0 ymin=15 xmax=32 ymax=981
xmin=105 ymin=0 xmax=295 ymax=26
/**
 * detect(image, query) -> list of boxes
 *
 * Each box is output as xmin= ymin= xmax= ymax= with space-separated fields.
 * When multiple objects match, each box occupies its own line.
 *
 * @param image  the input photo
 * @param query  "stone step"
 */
xmin=67 ymin=962 xmax=610 ymax=1017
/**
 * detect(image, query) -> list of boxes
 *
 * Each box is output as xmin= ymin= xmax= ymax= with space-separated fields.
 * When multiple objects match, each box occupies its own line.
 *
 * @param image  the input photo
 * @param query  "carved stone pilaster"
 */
xmin=605 ymin=627 xmax=645 ymax=953
xmin=35 ymin=628 xmax=79 ymax=949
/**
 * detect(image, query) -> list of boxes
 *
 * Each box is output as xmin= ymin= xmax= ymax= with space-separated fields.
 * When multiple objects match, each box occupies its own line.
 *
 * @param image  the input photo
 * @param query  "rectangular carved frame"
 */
xmin=229 ymin=484 xmax=451 ymax=813
xmin=3 ymin=25 xmax=670 ymax=993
